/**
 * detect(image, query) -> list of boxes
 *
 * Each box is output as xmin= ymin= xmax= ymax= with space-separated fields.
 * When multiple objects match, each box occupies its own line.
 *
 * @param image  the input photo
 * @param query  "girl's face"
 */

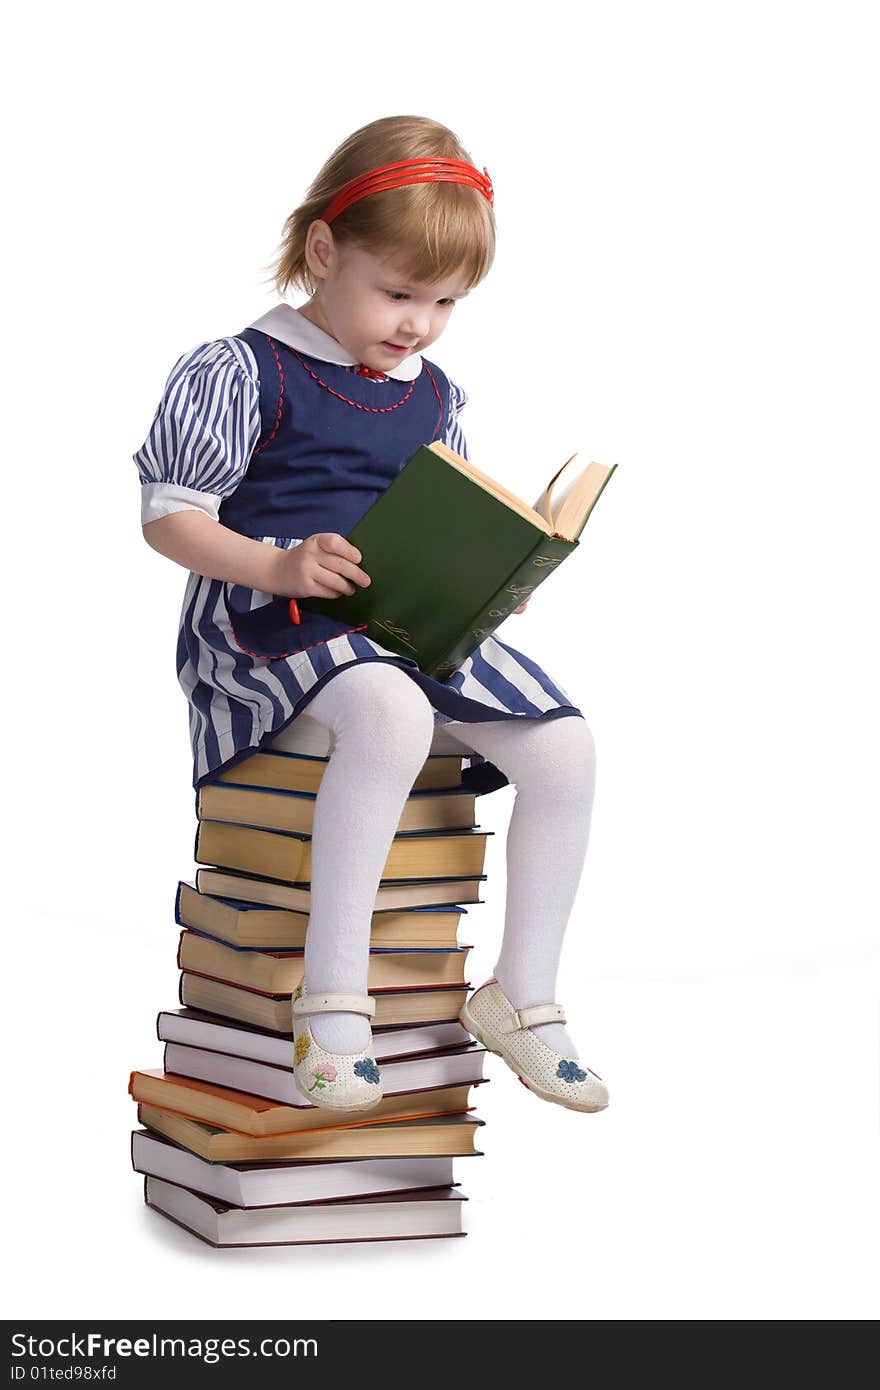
xmin=299 ymin=224 xmax=470 ymax=372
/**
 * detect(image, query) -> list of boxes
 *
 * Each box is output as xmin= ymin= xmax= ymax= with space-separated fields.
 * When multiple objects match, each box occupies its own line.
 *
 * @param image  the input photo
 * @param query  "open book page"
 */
xmin=533 ymin=456 xmax=617 ymax=540
xmin=429 ymin=441 xmax=614 ymax=542
xmin=532 ymin=454 xmax=580 ymax=529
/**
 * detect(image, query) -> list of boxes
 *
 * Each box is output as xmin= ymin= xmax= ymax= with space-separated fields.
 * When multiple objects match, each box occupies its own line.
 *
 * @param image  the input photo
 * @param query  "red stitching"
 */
xmin=253 ymin=336 xmax=284 ymax=455
xmin=292 ymin=349 xmax=416 ymax=413
xmin=422 ymin=361 xmax=444 ymax=440
xmin=252 ymin=338 xmax=445 ymax=448
xmin=227 ymin=610 xmax=369 ymax=661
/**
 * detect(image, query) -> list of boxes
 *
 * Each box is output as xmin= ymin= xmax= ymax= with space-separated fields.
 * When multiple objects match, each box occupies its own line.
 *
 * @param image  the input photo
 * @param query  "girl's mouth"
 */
xmin=382 ymin=342 xmax=413 ymax=353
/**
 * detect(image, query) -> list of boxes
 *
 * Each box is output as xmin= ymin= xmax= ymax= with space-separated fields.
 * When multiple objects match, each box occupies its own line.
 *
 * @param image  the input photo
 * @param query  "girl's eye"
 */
xmin=384 ymin=291 xmax=457 ymax=305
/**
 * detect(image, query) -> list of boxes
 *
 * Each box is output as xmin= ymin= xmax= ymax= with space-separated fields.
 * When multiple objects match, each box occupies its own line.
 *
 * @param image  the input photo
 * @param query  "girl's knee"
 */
xmin=550 ymin=716 xmax=595 ymax=784
xmin=512 ymin=715 xmax=596 ymax=794
xmin=327 ymin=664 xmax=435 ymax=763
xmin=564 ymin=716 xmax=596 ymax=779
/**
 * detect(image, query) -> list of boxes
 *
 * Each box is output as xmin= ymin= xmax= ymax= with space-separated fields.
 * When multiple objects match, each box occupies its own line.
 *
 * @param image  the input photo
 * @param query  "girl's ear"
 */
xmin=304 ymin=219 xmax=335 ymax=281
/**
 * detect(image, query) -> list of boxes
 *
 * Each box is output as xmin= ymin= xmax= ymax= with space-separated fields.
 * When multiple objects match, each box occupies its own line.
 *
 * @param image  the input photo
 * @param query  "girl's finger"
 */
xmin=318 ymin=554 xmax=371 ymax=587
xmin=315 ymin=533 xmax=362 ymax=565
xmin=308 ymin=580 xmax=355 ymax=600
xmin=315 ymin=568 xmax=357 ymax=596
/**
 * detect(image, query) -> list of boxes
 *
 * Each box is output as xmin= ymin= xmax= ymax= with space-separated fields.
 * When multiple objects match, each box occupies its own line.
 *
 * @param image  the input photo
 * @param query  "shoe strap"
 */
xmin=499 ymin=1002 xmax=566 ymax=1033
xmin=293 ymin=991 xmax=376 ymax=1019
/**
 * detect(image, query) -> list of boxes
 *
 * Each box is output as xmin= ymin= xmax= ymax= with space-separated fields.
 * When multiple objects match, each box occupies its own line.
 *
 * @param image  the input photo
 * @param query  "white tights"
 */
xmin=298 ymin=662 xmax=596 ymax=1057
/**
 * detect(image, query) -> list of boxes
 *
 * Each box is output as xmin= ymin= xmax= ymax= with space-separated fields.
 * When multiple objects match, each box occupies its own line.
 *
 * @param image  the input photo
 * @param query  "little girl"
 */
xmin=134 ymin=114 xmax=608 ymax=1118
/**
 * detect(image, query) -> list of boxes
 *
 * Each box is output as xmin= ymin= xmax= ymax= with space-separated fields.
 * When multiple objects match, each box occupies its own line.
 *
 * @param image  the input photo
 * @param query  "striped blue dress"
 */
xmin=133 ymin=305 xmax=584 ymax=793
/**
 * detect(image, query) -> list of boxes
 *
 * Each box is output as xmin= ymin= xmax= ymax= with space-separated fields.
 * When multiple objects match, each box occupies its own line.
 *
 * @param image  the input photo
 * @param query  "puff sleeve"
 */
xmin=443 ymin=377 xmax=470 ymax=462
xmin=133 ymin=337 xmax=261 ymax=525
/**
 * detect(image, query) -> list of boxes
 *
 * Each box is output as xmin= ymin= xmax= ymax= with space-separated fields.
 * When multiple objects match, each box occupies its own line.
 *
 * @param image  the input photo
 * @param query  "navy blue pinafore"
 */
xmin=177 ymin=328 xmax=583 ymax=791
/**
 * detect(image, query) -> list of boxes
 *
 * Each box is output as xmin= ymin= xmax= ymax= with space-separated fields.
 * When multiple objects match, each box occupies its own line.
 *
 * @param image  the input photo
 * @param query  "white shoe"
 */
xmin=460 ymin=978 xmax=609 ymax=1113
xmin=292 ymin=985 xmax=384 ymax=1112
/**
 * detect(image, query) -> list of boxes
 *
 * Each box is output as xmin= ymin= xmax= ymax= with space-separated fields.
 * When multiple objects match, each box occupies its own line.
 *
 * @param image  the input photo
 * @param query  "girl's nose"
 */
xmin=400 ymin=310 xmax=431 ymax=339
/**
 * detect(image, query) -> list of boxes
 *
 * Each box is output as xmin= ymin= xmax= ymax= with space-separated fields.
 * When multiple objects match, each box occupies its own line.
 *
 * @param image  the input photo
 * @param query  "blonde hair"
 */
xmin=265 ymin=115 xmax=496 ymax=298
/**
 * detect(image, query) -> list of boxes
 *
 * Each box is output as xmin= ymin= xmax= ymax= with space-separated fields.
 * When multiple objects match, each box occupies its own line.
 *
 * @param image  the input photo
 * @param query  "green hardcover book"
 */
xmin=304 ymin=442 xmax=617 ymax=680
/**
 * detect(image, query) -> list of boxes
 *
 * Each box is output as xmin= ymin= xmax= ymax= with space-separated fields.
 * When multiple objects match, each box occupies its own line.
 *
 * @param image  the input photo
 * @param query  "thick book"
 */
xmin=144 ymin=1175 xmax=467 ymax=1247
xmin=131 ymin=1128 xmax=461 ymax=1207
xmin=194 ymin=821 xmax=490 ymax=884
xmin=137 ymin=1104 xmax=484 ymax=1163
xmin=176 ymin=929 xmax=471 ymax=995
xmin=179 ymin=972 xmax=468 ymax=1031
xmin=195 ymin=868 xmax=485 ymax=913
xmin=162 ymin=1041 xmax=486 ymax=1108
xmin=176 ymin=881 xmax=468 ymax=949
xmin=157 ymin=1008 xmax=472 ymax=1065
xmin=128 ymin=1070 xmax=480 ymax=1136
xmin=305 ymin=442 xmax=617 ymax=679
xmin=211 ymin=747 xmax=467 ymax=796
xmin=196 ymin=780 xmax=478 ymax=837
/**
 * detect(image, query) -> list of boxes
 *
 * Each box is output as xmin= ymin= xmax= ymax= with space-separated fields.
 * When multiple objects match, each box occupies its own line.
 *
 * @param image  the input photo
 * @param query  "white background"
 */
xmin=5 ymin=0 xmax=878 ymax=1321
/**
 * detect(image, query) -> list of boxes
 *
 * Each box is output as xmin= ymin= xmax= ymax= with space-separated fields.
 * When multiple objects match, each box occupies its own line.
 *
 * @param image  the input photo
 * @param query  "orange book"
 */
xmin=128 ymin=1069 xmax=480 ymax=1138
xmin=136 ymin=1105 xmax=485 ymax=1163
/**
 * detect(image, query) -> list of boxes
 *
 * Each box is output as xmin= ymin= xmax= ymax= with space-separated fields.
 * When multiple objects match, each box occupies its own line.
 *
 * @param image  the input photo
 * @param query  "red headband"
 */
xmin=320 ymin=158 xmax=494 ymax=225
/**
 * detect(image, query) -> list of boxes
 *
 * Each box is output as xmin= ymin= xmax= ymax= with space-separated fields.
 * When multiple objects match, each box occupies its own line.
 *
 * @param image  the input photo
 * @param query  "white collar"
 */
xmin=247 ymin=303 xmax=423 ymax=381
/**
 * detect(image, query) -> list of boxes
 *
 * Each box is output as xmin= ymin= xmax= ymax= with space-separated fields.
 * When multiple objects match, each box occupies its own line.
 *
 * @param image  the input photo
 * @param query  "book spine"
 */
xmin=424 ymin=533 xmax=577 ymax=680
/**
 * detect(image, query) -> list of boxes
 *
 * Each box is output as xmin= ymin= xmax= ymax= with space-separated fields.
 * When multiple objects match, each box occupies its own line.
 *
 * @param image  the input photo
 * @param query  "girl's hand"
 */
xmin=272 ymin=533 xmax=371 ymax=600
xmin=513 ymin=598 xmax=530 ymax=614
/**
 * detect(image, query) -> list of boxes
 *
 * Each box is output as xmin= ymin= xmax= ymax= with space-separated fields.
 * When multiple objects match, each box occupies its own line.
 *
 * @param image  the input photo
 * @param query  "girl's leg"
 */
xmin=297 ymin=663 xmax=435 ymax=1052
xmin=442 ymin=715 xmax=597 ymax=1058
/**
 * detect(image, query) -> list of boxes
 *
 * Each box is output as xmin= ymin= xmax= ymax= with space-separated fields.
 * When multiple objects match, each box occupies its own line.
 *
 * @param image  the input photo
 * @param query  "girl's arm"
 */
xmin=143 ymin=513 xmax=369 ymax=600
xmin=142 ymin=510 xmax=287 ymax=593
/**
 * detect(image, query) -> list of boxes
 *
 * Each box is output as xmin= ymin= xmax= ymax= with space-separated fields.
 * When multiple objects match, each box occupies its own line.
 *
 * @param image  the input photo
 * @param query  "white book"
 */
xmin=162 ymin=1040 xmax=486 ymax=1109
xmin=158 ymin=1009 xmax=472 ymax=1065
xmin=132 ymin=1130 xmax=458 ymax=1208
xmin=144 ymin=1175 xmax=466 ymax=1246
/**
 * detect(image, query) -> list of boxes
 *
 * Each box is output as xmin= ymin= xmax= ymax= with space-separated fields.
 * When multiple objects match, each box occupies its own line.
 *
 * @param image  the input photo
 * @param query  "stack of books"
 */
xmin=129 ymin=712 xmax=492 ymax=1247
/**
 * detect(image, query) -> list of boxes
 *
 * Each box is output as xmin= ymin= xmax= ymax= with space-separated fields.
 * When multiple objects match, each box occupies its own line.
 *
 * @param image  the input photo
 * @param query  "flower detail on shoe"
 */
xmin=557 ymin=1059 xmax=588 ymax=1083
xmin=353 ymin=1058 xmax=381 ymax=1085
xmin=294 ymin=1033 xmax=311 ymax=1064
xmin=293 ymin=980 xmax=305 ymax=1002
xmin=460 ymin=980 xmax=609 ymax=1112
xmin=308 ymin=1064 xmax=338 ymax=1091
